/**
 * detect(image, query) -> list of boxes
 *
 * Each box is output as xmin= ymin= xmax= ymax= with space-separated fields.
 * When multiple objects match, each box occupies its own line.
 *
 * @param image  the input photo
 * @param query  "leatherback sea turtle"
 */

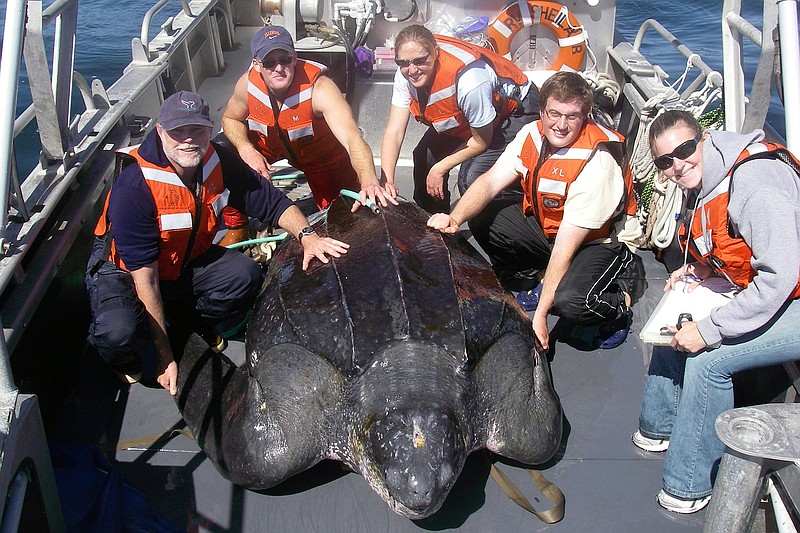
xmin=175 ymin=199 xmax=562 ymax=519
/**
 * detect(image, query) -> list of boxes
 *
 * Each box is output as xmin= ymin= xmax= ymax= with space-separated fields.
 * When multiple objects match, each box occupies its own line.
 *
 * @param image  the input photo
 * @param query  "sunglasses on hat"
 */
xmin=653 ymin=135 xmax=702 ymax=171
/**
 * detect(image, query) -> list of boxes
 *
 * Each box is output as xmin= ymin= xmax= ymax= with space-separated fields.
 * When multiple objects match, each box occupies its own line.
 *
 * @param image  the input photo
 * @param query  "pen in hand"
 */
xmin=678 ymin=274 xmax=703 ymax=293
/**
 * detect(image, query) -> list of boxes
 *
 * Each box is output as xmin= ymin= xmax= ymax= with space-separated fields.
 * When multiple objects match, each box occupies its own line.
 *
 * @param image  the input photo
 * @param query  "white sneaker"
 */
xmin=656 ymin=489 xmax=711 ymax=514
xmin=631 ymin=430 xmax=669 ymax=452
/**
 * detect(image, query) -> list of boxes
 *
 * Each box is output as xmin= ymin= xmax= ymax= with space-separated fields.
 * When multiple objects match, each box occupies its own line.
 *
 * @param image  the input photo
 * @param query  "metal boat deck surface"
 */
xmin=51 ymin=243 xmax=705 ymax=532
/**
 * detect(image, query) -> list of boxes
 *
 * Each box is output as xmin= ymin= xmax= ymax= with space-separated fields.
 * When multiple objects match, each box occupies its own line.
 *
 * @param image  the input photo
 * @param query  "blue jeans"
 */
xmin=638 ymin=298 xmax=800 ymax=499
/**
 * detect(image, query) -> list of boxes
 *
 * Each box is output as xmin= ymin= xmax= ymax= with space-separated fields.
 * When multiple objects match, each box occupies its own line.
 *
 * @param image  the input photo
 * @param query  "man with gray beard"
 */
xmin=86 ymin=92 xmax=348 ymax=395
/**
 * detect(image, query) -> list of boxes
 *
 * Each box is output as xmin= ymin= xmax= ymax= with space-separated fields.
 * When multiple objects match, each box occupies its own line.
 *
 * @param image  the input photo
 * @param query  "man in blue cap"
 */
xmin=86 ymin=91 xmax=349 ymax=395
xmin=221 ymin=25 xmax=396 ymax=236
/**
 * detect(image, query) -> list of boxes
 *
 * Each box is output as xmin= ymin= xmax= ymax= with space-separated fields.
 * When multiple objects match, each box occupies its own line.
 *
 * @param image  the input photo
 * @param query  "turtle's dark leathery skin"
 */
xmin=176 ymin=199 xmax=562 ymax=519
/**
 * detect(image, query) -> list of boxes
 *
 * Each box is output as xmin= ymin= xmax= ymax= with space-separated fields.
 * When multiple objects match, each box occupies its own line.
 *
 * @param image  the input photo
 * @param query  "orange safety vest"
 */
xmin=681 ymin=141 xmax=800 ymax=298
xmin=519 ymin=120 xmax=637 ymax=242
xmin=94 ymin=144 xmax=229 ymax=280
xmin=408 ymin=35 xmax=530 ymax=140
xmin=246 ymin=59 xmax=352 ymax=171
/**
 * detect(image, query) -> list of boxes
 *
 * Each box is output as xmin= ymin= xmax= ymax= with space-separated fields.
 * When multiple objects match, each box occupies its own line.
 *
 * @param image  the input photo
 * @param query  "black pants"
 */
xmin=85 ymin=238 xmax=262 ymax=366
xmin=470 ymin=201 xmax=633 ymax=325
xmin=412 ymin=85 xmax=539 ymax=214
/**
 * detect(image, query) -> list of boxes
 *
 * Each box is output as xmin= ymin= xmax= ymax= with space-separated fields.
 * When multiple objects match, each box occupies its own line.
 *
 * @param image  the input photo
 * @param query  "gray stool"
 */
xmin=704 ymin=403 xmax=800 ymax=532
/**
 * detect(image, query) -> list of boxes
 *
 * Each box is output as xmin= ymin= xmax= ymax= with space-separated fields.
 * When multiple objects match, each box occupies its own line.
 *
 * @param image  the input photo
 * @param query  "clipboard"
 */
xmin=639 ymin=277 xmax=738 ymax=345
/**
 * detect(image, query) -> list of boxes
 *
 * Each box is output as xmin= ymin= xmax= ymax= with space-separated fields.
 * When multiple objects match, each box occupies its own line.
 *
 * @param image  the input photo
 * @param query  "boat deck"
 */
xmin=47 ymin=240 xmax=713 ymax=532
xmin=29 ymin=23 xmax=789 ymax=532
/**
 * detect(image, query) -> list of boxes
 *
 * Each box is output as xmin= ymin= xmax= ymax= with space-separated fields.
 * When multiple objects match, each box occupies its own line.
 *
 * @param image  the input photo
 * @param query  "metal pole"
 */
xmin=777 ymin=0 xmax=800 ymax=153
xmin=141 ymin=0 xmax=172 ymax=57
xmin=0 ymin=0 xmax=28 ymax=253
xmin=703 ymin=449 xmax=766 ymax=532
xmin=52 ymin=0 xmax=79 ymax=151
xmin=722 ymin=0 xmax=746 ymax=132
xmin=0 ymin=470 xmax=31 ymax=533
xmin=0 ymin=315 xmax=18 ymax=394
xmin=0 ymin=0 xmax=25 ymax=387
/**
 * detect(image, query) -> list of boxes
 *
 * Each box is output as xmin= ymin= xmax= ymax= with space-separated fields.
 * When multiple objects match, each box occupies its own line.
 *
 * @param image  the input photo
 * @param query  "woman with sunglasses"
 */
xmin=380 ymin=24 xmax=539 ymax=214
xmin=633 ymin=109 xmax=800 ymax=514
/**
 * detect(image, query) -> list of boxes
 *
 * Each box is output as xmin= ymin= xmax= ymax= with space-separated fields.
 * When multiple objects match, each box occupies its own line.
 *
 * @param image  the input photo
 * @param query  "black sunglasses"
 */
xmin=653 ymin=135 xmax=702 ymax=171
xmin=260 ymin=56 xmax=294 ymax=69
xmin=394 ymin=53 xmax=431 ymax=68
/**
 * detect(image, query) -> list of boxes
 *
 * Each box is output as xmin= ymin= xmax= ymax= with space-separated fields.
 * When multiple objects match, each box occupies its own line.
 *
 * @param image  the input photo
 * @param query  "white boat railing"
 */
xmin=140 ymin=0 xmax=195 ymax=50
xmin=0 ymin=0 xmax=28 ymax=253
xmin=631 ymin=18 xmax=721 ymax=100
xmin=0 ymin=0 xmax=116 ymax=353
xmin=0 ymin=0 xmax=86 ymax=251
xmin=722 ymin=0 xmax=799 ymax=152
xmin=135 ymin=0 xmax=235 ymax=67
xmin=777 ymin=0 xmax=800 ymax=152
xmin=606 ymin=18 xmax=724 ymax=126
xmin=0 ymin=0 xmax=81 ymax=252
xmin=0 ymin=0 xmax=241 ymax=354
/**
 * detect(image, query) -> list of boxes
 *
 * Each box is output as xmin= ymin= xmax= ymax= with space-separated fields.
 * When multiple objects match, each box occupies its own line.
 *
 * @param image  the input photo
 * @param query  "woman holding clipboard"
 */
xmin=632 ymin=110 xmax=800 ymax=514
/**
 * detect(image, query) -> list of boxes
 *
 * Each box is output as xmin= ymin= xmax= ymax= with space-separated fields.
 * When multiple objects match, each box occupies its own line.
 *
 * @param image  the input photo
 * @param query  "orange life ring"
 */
xmin=488 ymin=0 xmax=586 ymax=71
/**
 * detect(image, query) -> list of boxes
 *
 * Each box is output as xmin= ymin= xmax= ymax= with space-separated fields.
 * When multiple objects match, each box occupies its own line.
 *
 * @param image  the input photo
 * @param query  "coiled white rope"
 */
xmin=627 ymin=51 xmax=724 ymax=250
xmin=629 ymin=95 xmax=685 ymax=249
xmin=581 ymin=69 xmax=621 ymax=129
xmin=667 ymin=53 xmax=700 ymax=95
xmin=582 ymin=70 xmax=621 ymax=106
xmin=647 ymin=172 xmax=685 ymax=249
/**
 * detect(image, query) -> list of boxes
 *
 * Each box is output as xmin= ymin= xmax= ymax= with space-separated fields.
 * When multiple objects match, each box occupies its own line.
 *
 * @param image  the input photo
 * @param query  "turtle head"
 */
xmin=350 ymin=341 xmax=471 ymax=519
xmin=363 ymin=407 xmax=467 ymax=519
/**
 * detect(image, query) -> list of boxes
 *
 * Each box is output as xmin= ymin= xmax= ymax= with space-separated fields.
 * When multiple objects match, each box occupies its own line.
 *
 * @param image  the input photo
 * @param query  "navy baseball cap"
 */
xmin=251 ymin=25 xmax=295 ymax=61
xmin=158 ymin=91 xmax=213 ymax=131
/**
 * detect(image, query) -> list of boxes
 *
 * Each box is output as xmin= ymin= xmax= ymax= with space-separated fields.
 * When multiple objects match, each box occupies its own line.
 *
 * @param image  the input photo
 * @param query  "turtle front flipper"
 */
xmin=472 ymin=333 xmax=562 ymax=465
xmin=176 ymin=334 xmax=344 ymax=488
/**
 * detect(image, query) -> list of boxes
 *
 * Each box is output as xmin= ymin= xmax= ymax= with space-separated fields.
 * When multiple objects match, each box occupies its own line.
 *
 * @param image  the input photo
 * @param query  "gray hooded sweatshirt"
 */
xmin=695 ymin=129 xmax=800 ymax=346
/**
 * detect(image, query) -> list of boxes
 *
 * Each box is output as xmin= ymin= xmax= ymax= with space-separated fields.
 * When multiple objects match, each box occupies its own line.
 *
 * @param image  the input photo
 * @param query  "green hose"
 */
xmin=339 ymin=189 xmax=381 ymax=215
xmin=225 ymin=233 xmax=288 ymax=249
xmin=698 ymin=105 xmax=725 ymax=130
xmin=270 ymin=171 xmax=305 ymax=181
xmin=226 ymin=187 xmax=381 ymax=249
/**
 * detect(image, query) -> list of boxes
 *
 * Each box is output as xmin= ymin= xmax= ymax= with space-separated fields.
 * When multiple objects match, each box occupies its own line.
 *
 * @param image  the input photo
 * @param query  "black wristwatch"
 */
xmin=298 ymin=226 xmax=316 ymax=243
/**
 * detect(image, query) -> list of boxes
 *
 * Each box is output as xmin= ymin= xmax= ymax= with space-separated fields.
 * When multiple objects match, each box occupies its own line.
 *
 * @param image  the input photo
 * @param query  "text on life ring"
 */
xmin=488 ymin=1 xmax=586 ymax=71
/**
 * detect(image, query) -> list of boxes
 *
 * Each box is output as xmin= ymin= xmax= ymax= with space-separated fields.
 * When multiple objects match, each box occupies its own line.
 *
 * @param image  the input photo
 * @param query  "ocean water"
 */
xmin=0 ymin=0 xmax=781 ymax=176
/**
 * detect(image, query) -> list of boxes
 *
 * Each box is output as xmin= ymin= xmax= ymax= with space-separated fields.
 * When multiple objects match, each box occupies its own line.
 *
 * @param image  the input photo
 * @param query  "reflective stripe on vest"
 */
xmin=520 ymin=120 xmax=635 ymax=242
xmin=287 ymin=123 xmax=315 ymax=141
xmin=408 ymin=35 xmax=529 ymax=140
xmin=98 ymin=143 xmax=229 ymax=280
xmin=247 ymin=118 xmax=270 ymax=137
xmin=245 ymin=59 xmax=349 ymax=172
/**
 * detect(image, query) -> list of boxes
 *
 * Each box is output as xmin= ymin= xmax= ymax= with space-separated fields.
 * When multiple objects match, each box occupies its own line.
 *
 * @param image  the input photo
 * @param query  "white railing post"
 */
xmin=777 ymin=0 xmax=800 ymax=153
xmin=722 ymin=0 xmax=746 ymax=132
xmin=0 ymin=0 xmax=28 ymax=254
